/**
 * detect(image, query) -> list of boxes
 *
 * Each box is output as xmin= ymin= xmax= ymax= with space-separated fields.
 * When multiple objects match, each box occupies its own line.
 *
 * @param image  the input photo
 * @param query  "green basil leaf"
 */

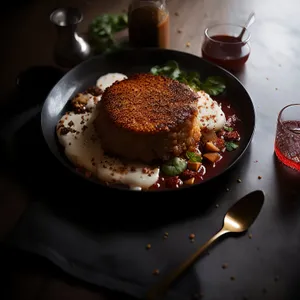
xmin=201 ymin=84 xmax=224 ymax=96
xmin=150 ymin=60 xmax=181 ymax=79
xmin=161 ymin=157 xmax=187 ymax=176
xmin=150 ymin=62 xmax=226 ymax=95
xmin=150 ymin=66 xmax=160 ymax=75
xmin=205 ymin=76 xmax=226 ymax=86
xmin=186 ymin=151 xmax=202 ymax=162
xmin=186 ymin=71 xmax=201 ymax=80
xmin=225 ymin=141 xmax=239 ymax=151
xmin=166 ymin=60 xmax=180 ymax=70
xmin=201 ymin=76 xmax=226 ymax=96
xmin=224 ymin=126 xmax=233 ymax=132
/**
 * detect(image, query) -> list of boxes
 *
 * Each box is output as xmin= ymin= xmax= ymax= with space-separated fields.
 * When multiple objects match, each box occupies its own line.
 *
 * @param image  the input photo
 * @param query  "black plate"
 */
xmin=41 ymin=48 xmax=255 ymax=193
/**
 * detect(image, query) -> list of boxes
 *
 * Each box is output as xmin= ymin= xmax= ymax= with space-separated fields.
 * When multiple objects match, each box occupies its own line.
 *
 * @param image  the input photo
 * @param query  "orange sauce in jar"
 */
xmin=128 ymin=3 xmax=170 ymax=48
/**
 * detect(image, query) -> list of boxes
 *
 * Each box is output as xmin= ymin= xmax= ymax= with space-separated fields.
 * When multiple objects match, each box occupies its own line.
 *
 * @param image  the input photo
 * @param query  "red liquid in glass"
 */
xmin=201 ymin=35 xmax=250 ymax=72
xmin=274 ymin=120 xmax=300 ymax=171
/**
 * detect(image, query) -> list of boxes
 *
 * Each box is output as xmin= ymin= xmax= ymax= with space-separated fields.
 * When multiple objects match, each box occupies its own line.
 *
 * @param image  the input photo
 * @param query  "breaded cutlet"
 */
xmin=94 ymin=73 xmax=201 ymax=163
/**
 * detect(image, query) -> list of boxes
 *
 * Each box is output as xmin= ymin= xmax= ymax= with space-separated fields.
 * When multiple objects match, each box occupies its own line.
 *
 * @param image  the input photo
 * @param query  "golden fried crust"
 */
xmin=100 ymin=73 xmax=199 ymax=134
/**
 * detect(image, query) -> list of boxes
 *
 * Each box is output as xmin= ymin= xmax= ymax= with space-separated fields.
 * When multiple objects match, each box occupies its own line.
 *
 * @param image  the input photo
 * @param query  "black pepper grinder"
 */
xmin=50 ymin=7 xmax=92 ymax=69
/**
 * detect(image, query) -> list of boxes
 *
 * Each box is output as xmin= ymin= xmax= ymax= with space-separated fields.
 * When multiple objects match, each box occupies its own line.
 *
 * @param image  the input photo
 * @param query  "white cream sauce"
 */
xmin=56 ymin=110 xmax=160 ymax=190
xmin=197 ymin=90 xmax=226 ymax=131
xmin=96 ymin=73 xmax=128 ymax=91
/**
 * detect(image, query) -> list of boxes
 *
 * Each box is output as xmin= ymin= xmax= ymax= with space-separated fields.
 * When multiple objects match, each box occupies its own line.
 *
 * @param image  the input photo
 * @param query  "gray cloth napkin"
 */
xmin=6 ymin=200 xmax=210 ymax=300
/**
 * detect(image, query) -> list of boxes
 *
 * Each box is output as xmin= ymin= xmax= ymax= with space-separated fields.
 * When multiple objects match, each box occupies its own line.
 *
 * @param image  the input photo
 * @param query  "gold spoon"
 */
xmin=146 ymin=190 xmax=265 ymax=300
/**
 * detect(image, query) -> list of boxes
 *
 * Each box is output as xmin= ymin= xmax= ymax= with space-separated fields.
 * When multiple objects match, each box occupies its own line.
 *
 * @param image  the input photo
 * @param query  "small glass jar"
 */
xmin=128 ymin=0 xmax=170 ymax=48
xmin=201 ymin=24 xmax=251 ymax=72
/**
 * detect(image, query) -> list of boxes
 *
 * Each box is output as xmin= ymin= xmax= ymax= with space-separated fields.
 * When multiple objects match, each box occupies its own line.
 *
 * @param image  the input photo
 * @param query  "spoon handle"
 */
xmin=245 ymin=11 xmax=256 ymax=29
xmin=237 ymin=11 xmax=255 ymax=40
xmin=146 ymin=227 xmax=229 ymax=300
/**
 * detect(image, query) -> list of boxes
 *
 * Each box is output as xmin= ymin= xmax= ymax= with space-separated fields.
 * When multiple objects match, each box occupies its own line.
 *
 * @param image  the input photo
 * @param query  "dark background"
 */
xmin=1 ymin=0 xmax=300 ymax=299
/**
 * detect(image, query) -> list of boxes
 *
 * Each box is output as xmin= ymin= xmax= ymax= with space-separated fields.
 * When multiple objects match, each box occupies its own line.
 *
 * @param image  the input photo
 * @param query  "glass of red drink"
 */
xmin=274 ymin=104 xmax=300 ymax=171
xmin=201 ymin=24 xmax=251 ymax=72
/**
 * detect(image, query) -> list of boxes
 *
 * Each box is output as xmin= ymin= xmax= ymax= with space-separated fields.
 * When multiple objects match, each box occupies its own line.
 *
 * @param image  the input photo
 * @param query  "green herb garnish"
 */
xmin=150 ymin=60 xmax=181 ymax=79
xmin=150 ymin=61 xmax=226 ymax=96
xmin=224 ymin=126 xmax=234 ymax=132
xmin=186 ymin=151 xmax=202 ymax=162
xmin=88 ymin=13 xmax=128 ymax=54
xmin=161 ymin=157 xmax=187 ymax=176
xmin=201 ymin=76 xmax=226 ymax=96
xmin=225 ymin=141 xmax=239 ymax=151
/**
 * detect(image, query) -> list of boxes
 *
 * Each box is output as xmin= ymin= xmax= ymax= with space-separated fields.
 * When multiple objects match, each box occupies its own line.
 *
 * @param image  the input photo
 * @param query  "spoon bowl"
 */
xmin=223 ymin=190 xmax=264 ymax=232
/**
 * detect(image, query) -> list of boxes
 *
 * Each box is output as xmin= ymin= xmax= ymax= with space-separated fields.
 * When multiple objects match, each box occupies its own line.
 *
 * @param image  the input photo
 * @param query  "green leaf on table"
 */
xmin=88 ymin=13 xmax=128 ymax=54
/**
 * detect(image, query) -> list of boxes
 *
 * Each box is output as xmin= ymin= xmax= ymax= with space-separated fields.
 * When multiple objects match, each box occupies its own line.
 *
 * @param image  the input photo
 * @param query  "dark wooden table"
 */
xmin=1 ymin=0 xmax=300 ymax=299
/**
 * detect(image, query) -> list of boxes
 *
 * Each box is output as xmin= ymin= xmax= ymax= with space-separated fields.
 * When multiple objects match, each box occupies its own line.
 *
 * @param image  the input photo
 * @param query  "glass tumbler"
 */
xmin=274 ymin=103 xmax=300 ymax=171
